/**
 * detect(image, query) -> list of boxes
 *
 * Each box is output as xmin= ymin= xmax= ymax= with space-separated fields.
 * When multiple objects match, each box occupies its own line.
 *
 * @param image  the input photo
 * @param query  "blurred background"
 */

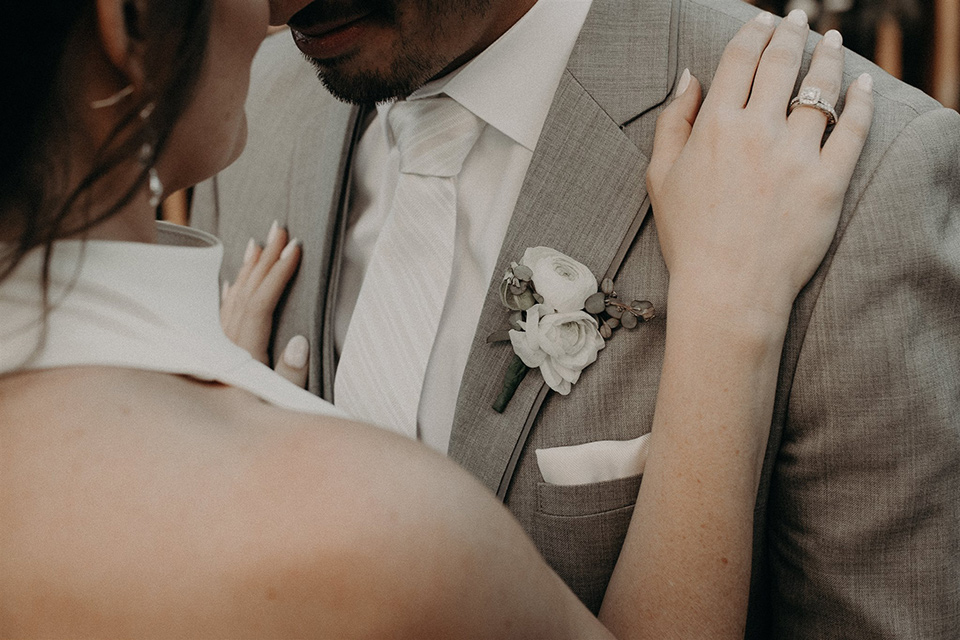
xmin=748 ymin=0 xmax=958 ymax=109
xmin=160 ymin=1 xmax=960 ymax=224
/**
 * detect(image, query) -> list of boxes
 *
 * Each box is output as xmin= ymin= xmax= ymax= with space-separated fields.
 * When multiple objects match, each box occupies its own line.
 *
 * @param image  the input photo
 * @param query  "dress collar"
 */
xmin=0 ymin=222 xmax=344 ymax=417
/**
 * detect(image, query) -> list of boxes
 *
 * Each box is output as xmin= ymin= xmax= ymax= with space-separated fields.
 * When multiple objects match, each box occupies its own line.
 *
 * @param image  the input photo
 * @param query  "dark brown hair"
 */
xmin=0 ymin=1 xmax=212 ymax=288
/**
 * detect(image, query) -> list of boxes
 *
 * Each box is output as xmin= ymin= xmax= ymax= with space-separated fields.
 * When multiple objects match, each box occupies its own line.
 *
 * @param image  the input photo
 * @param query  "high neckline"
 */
xmin=0 ymin=222 xmax=344 ymax=418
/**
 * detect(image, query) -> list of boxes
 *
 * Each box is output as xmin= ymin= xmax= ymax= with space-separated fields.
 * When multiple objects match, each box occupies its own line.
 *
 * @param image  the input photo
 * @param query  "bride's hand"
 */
xmin=647 ymin=10 xmax=873 ymax=329
xmin=220 ymin=221 xmax=309 ymax=387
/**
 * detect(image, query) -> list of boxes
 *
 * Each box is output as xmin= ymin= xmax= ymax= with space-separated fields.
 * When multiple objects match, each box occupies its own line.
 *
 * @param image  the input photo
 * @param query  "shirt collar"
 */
xmin=378 ymin=0 xmax=593 ymax=152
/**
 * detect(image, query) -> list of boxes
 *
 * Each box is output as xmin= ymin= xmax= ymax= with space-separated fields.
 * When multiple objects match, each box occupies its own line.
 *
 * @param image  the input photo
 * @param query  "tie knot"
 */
xmin=387 ymin=97 xmax=485 ymax=178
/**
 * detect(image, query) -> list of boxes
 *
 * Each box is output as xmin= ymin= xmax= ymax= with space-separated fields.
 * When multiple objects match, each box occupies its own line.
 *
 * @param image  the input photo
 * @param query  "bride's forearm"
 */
xmin=598 ymin=283 xmax=787 ymax=639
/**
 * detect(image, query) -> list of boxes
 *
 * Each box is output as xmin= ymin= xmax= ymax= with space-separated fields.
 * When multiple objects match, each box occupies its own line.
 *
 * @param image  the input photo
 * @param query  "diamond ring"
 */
xmin=788 ymin=86 xmax=838 ymax=127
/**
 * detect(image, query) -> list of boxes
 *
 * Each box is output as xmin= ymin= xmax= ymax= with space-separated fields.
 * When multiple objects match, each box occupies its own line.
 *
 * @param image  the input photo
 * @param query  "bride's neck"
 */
xmin=70 ymin=186 xmax=158 ymax=244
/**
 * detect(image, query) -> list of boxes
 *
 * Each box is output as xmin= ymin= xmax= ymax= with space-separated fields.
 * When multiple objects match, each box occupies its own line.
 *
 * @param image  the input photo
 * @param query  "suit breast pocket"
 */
xmin=533 ymin=473 xmax=643 ymax=614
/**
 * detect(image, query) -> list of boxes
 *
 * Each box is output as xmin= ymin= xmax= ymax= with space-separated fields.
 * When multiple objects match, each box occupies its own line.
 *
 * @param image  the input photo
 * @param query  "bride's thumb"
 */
xmin=648 ymin=69 xmax=701 ymax=187
xmin=275 ymin=335 xmax=309 ymax=388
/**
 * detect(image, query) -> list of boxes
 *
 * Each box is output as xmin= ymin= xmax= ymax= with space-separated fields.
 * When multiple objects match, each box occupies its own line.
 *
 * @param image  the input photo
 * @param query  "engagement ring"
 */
xmin=789 ymin=86 xmax=838 ymax=127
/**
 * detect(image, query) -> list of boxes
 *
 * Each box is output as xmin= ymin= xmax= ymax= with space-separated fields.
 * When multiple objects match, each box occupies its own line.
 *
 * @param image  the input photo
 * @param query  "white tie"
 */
xmin=335 ymin=98 xmax=485 ymax=438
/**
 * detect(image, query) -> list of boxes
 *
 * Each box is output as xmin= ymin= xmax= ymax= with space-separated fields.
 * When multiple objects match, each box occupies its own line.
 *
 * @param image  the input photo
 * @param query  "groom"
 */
xmin=192 ymin=0 xmax=960 ymax=636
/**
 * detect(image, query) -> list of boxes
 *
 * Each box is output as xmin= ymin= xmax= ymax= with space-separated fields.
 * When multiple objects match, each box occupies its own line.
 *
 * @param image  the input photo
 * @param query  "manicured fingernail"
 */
xmin=858 ymin=72 xmax=873 ymax=92
xmin=755 ymin=11 xmax=776 ymax=26
xmin=824 ymin=29 xmax=842 ymax=48
xmin=267 ymin=220 xmax=280 ymax=245
xmin=283 ymin=335 xmax=309 ymax=369
xmin=243 ymin=238 xmax=256 ymax=264
xmin=786 ymin=9 xmax=808 ymax=25
xmin=676 ymin=68 xmax=691 ymax=96
xmin=280 ymin=238 xmax=300 ymax=261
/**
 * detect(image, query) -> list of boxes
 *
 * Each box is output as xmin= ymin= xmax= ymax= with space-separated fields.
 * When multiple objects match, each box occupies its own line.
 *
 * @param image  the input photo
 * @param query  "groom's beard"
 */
xmin=289 ymin=0 xmax=493 ymax=104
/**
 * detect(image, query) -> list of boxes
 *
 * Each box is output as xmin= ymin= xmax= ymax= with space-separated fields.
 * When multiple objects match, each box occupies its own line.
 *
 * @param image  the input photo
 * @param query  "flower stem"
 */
xmin=492 ymin=354 xmax=530 ymax=413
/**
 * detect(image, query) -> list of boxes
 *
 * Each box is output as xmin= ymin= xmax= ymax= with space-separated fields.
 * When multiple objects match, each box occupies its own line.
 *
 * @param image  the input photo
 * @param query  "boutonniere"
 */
xmin=487 ymin=247 xmax=655 ymax=413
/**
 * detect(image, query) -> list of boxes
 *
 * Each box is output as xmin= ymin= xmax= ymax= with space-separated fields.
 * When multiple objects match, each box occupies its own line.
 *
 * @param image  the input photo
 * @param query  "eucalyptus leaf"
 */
xmin=514 ymin=264 xmax=534 ymax=281
xmin=605 ymin=305 xmax=623 ymax=319
xmin=621 ymin=312 xmax=638 ymax=329
xmin=584 ymin=292 xmax=606 ymax=314
xmin=601 ymin=278 xmax=615 ymax=295
xmin=635 ymin=300 xmax=655 ymax=320
xmin=500 ymin=279 xmax=537 ymax=311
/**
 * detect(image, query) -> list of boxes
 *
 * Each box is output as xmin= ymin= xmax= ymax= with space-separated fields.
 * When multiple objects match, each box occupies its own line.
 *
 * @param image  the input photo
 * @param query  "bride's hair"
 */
xmin=0 ymin=1 xmax=211 ymax=290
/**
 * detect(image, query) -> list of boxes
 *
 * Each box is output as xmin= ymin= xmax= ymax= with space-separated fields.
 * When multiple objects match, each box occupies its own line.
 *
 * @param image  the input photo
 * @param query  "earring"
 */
xmin=147 ymin=168 xmax=163 ymax=208
xmin=137 ymin=101 xmax=164 ymax=207
xmin=90 ymin=85 xmax=135 ymax=109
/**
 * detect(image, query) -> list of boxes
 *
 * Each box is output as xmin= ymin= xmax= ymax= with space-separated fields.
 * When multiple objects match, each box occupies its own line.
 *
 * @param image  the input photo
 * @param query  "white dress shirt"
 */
xmin=335 ymin=0 xmax=594 ymax=452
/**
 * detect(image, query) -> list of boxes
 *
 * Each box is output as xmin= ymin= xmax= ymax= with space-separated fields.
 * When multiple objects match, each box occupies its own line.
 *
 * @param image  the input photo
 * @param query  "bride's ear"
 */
xmin=94 ymin=0 xmax=147 ymax=89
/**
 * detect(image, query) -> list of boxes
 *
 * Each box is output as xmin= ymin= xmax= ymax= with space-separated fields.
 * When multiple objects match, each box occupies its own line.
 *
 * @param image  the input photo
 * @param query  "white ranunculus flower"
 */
xmin=521 ymin=247 xmax=598 ymax=313
xmin=509 ymin=304 xmax=605 ymax=395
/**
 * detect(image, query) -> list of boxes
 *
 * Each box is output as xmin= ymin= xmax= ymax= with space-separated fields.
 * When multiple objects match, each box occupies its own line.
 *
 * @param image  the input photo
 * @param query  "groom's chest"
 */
xmin=335 ymin=112 xmax=538 ymax=450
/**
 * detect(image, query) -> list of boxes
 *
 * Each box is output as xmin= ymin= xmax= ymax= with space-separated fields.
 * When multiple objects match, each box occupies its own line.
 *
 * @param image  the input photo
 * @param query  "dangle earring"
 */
xmin=90 ymin=84 xmax=135 ymax=109
xmin=137 ymin=101 xmax=164 ymax=208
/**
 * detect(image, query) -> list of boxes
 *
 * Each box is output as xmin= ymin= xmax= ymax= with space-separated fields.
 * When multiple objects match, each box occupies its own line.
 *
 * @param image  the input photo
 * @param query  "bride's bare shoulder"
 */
xmin=1 ymin=367 xmax=569 ymax=638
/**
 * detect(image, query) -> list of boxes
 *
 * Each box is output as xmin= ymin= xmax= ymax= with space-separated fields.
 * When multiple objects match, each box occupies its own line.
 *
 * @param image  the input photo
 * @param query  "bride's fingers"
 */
xmin=820 ymin=73 xmax=874 ymax=181
xmin=787 ymin=30 xmax=845 ymax=141
xmin=703 ymin=12 xmax=776 ymax=111
xmin=648 ymin=70 xmax=702 ymax=192
xmin=247 ymin=220 xmax=287 ymax=289
xmin=220 ymin=230 xmax=302 ymax=365
xmin=274 ymin=335 xmax=309 ymax=388
xmin=230 ymin=238 xmax=261 ymax=294
xmin=255 ymin=238 xmax=301 ymax=315
xmin=747 ymin=9 xmax=809 ymax=115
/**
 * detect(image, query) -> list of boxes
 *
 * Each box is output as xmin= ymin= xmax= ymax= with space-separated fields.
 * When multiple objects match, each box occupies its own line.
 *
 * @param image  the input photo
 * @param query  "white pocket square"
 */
xmin=535 ymin=433 xmax=652 ymax=486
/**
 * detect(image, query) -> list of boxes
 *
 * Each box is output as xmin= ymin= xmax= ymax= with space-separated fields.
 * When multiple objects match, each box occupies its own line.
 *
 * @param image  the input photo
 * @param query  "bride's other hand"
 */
xmin=647 ymin=9 xmax=874 ymax=329
xmin=220 ymin=221 xmax=308 ymax=387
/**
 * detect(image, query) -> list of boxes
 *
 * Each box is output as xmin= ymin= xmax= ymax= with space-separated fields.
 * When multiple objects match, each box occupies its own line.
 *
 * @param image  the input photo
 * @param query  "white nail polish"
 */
xmin=283 ymin=335 xmax=309 ymax=369
xmin=858 ymin=72 xmax=873 ymax=92
xmin=754 ymin=11 xmax=775 ymax=26
xmin=824 ymin=29 xmax=842 ymax=48
xmin=676 ymin=68 xmax=691 ymax=96
xmin=243 ymin=238 xmax=256 ymax=264
xmin=280 ymin=238 xmax=300 ymax=261
xmin=267 ymin=220 xmax=280 ymax=245
xmin=786 ymin=9 xmax=808 ymax=25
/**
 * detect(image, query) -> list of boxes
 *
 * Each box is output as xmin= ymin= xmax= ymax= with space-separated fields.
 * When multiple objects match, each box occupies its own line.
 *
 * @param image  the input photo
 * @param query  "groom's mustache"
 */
xmin=288 ymin=0 xmax=396 ymax=30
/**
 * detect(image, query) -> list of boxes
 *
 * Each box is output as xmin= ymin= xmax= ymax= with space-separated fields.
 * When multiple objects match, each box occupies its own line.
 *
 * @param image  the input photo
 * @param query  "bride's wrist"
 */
xmin=665 ymin=276 xmax=792 ymax=348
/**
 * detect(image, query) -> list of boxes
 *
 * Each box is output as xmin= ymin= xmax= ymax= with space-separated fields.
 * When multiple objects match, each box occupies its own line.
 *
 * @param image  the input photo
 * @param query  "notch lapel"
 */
xmin=446 ymin=0 xmax=679 ymax=494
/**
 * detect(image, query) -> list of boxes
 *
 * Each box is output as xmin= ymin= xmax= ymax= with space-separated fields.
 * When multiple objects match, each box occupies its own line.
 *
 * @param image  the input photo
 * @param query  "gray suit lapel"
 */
xmin=447 ymin=0 xmax=678 ymax=494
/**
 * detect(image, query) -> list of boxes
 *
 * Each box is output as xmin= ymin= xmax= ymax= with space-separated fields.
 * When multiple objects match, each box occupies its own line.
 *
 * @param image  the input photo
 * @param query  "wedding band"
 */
xmin=788 ymin=86 xmax=838 ymax=127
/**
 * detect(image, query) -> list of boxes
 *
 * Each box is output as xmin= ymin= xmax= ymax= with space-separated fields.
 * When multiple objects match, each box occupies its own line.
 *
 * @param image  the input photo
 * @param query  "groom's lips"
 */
xmin=290 ymin=11 xmax=375 ymax=60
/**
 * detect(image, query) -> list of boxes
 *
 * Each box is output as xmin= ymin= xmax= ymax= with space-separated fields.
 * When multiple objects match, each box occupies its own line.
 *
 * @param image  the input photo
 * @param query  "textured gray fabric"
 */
xmin=192 ymin=0 xmax=960 ymax=636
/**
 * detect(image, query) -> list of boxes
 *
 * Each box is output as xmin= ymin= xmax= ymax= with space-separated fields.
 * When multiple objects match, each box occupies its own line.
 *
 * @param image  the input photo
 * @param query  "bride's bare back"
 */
xmin=0 ymin=368 xmax=605 ymax=638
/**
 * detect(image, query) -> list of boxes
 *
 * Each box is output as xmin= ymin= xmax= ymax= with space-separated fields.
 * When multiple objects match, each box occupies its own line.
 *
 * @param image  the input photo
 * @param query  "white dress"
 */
xmin=0 ymin=221 xmax=345 ymax=419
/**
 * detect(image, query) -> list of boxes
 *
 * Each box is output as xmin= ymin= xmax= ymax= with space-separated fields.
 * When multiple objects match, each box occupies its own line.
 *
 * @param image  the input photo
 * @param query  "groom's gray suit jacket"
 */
xmin=192 ymin=0 xmax=960 ymax=635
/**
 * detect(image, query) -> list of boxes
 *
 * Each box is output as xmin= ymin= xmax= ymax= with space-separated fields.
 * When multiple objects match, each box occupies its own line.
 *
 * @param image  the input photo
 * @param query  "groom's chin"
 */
xmin=307 ymin=57 xmax=429 ymax=105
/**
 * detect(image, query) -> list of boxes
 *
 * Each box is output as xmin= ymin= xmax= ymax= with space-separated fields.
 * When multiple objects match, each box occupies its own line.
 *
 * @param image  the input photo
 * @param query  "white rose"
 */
xmin=521 ymin=246 xmax=598 ymax=313
xmin=509 ymin=304 xmax=605 ymax=395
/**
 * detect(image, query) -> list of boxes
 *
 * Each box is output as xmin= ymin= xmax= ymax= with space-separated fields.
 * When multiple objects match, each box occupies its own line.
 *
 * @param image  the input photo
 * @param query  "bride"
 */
xmin=0 ymin=0 xmax=872 ymax=637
